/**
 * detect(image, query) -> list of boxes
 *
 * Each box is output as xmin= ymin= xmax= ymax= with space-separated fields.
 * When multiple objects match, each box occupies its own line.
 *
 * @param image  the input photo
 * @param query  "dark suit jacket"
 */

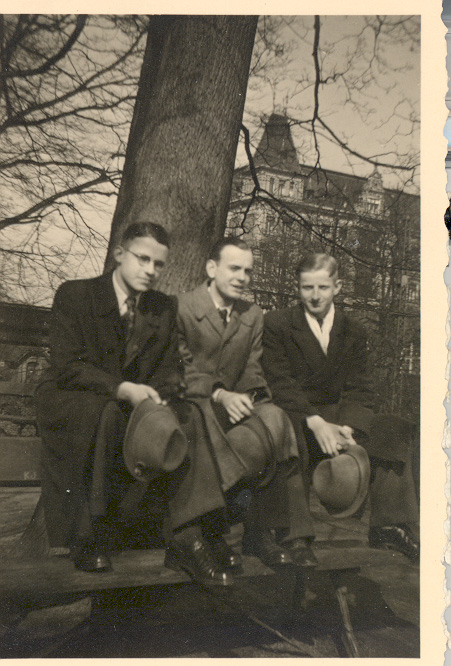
xmin=36 ymin=272 xmax=182 ymax=547
xmin=262 ymin=304 xmax=385 ymax=461
xmin=262 ymin=304 xmax=374 ymax=423
xmin=262 ymin=305 xmax=413 ymax=464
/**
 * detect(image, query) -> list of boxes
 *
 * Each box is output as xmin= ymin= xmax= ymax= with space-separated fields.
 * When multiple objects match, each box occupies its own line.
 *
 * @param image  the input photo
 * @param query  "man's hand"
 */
xmin=339 ymin=424 xmax=357 ymax=445
xmin=116 ymin=381 xmax=166 ymax=408
xmin=216 ymin=390 xmax=254 ymax=424
xmin=306 ymin=415 xmax=354 ymax=457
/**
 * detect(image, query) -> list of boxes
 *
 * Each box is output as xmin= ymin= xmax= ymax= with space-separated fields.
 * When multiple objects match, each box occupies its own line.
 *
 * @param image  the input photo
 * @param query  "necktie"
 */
xmin=218 ymin=308 xmax=228 ymax=327
xmin=124 ymin=295 xmax=137 ymax=340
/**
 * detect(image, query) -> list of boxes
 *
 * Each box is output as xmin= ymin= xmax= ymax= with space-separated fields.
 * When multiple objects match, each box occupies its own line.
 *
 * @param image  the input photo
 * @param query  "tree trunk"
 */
xmin=105 ymin=15 xmax=258 ymax=292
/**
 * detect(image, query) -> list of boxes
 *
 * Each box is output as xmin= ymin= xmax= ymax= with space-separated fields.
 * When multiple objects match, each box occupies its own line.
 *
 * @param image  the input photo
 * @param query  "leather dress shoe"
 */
xmin=73 ymin=547 xmax=112 ymax=573
xmin=207 ymin=535 xmax=242 ymax=570
xmin=284 ymin=538 xmax=318 ymax=568
xmin=242 ymin=529 xmax=293 ymax=567
xmin=368 ymin=525 xmax=419 ymax=563
xmin=165 ymin=537 xmax=235 ymax=586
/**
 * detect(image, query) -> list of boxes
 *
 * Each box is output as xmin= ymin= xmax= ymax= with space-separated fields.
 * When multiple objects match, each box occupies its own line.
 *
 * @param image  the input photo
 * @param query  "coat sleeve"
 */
xmin=233 ymin=307 xmax=271 ymax=399
xmin=176 ymin=302 xmax=217 ymax=398
xmin=50 ymin=281 xmax=122 ymax=397
xmin=262 ymin=312 xmax=318 ymax=418
xmin=341 ymin=324 xmax=375 ymax=409
xmin=147 ymin=296 xmax=185 ymax=400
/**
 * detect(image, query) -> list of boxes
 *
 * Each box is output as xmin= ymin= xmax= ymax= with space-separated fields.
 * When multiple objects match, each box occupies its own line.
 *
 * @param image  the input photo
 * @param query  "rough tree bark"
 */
xmin=13 ymin=16 xmax=257 ymax=558
xmin=105 ymin=15 xmax=258 ymax=292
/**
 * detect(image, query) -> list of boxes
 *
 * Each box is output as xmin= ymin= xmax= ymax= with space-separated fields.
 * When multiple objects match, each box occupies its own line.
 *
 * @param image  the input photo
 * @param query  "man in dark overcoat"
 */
xmin=36 ymin=222 xmax=237 ymax=585
xmin=177 ymin=237 xmax=317 ymax=569
xmin=262 ymin=252 xmax=419 ymax=562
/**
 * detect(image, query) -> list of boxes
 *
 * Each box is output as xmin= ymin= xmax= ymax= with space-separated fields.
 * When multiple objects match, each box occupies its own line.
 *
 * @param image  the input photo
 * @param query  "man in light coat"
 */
xmin=177 ymin=237 xmax=317 ymax=569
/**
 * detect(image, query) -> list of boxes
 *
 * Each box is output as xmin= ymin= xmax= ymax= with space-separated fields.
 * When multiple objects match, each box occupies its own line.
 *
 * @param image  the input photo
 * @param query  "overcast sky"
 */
xmin=239 ymin=15 xmax=420 ymax=192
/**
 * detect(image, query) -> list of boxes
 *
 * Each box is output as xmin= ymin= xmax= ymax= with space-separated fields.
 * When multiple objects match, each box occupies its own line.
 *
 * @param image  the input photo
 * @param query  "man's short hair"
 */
xmin=208 ymin=236 xmax=251 ymax=262
xmin=295 ymin=253 xmax=339 ymax=279
xmin=120 ymin=222 xmax=170 ymax=249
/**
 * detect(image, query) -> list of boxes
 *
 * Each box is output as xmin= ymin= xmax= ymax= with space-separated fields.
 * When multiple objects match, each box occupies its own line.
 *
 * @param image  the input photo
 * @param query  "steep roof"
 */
xmin=253 ymin=113 xmax=301 ymax=173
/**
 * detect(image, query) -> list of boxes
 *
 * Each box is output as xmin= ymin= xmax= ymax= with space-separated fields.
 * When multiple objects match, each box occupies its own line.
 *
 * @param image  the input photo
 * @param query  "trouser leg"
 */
xmin=369 ymin=456 xmax=419 ymax=534
xmin=303 ymin=419 xmax=419 ymax=535
xmin=164 ymin=402 xmax=227 ymax=540
xmin=245 ymin=457 xmax=314 ymax=539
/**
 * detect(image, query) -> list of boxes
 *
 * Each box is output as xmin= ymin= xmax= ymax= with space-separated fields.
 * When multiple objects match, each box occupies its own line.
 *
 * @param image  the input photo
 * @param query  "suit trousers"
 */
xmin=85 ymin=400 xmax=229 ymax=546
xmin=210 ymin=401 xmax=314 ymax=540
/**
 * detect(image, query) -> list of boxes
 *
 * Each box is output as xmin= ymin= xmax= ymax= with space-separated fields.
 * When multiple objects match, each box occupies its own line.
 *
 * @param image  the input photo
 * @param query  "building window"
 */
xmin=406 ymin=280 xmax=420 ymax=303
xmin=269 ymin=177 xmax=275 ymax=194
xmin=364 ymin=196 xmax=382 ymax=215
xmin=25 ymin=360 xmax=38 ymax=382
xmin=354 ymin=264 xmax=374 ymax=299
xmin=265 ymin=214 xmax=277 ymax=234
xmin=402 ymin=342 xmax=420 ymax=376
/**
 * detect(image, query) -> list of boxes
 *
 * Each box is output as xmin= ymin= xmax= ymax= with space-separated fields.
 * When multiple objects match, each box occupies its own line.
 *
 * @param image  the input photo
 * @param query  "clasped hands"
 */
xmin=306 ymin=414 xmax=356 ymax=457
xmin=215 ymin=389 xmax=255 ymax=424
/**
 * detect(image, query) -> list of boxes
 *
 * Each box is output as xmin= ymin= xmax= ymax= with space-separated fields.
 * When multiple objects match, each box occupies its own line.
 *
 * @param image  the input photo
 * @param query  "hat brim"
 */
xmin=123 ymin=398 xmax=188 ymax=482
xmin=312 ymin=444 xmax=370 ymax=519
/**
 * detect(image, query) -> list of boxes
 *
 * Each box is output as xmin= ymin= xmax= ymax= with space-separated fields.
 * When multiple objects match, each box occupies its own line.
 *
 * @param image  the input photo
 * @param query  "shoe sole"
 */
xmin=73 ymin=563 xmax=112 ymax=573
xmin=369 ymin=541 xmax=419 ymax=563
xmin=241 ymin=548 xmax=294 ymax=568
xmin=164 ymin=552 xmax=235 ymax=586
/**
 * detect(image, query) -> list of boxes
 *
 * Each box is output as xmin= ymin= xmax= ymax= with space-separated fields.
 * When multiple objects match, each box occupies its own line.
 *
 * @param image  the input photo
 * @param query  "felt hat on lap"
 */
xmin=312 ymin=443 xmax=370 ymax=519
xmin=123 ymin=398 xmax=188 ymax=482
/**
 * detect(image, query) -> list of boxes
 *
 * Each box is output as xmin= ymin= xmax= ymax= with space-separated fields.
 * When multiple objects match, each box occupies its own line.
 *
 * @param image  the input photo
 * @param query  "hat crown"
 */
xmin=312 ymin=445 xmax=370 ymax=518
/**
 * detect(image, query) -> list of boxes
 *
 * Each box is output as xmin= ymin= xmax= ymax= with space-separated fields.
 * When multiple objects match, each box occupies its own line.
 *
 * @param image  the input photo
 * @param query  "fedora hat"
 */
xmin=123 ymin=399 xmax=188 ymax=482
xmin=204 ymin=400 xmax=276 ymax=490
xmin=312 ymin=444 xmax=370 ymax=519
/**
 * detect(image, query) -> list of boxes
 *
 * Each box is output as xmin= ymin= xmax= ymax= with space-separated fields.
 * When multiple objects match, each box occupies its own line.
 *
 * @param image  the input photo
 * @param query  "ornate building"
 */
xmin=227 ymin=114 xmax=420 ymax=418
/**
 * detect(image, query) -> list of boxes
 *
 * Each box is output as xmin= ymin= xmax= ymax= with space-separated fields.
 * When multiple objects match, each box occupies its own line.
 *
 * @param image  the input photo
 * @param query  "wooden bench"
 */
xmin=0 ymin=380 xmax=416 ymax=658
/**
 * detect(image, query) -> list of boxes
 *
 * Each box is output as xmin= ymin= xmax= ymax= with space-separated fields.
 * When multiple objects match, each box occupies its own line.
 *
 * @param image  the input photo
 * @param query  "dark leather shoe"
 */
xmin=207 ymin=535 xmax=242 ymax=570
xmin=242 ymin=529 xmax=293 ymax=567
xmin=165 ymin=538 xmax=235 ymax=586
xmin=284 ymin=538 xmax=318 ymax=568
xmin=369 ymin=525 xmax=419 ymax=563
xmin=73 ymin=548 xmax=112 ymax=573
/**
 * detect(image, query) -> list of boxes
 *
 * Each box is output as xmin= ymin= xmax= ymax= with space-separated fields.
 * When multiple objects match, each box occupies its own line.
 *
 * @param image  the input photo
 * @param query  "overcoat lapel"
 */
xmin=325 ymin=310 xmax=348 ymax=368
xmin=222 ymin=299 xmax=254 ymax=346
xmin=206 ymin=308 xmax=227 ymax=338
xmin=92 ymin=273 xmax=124 ymax=352
xmin=192 ymin=281 xmax=228 ymax=338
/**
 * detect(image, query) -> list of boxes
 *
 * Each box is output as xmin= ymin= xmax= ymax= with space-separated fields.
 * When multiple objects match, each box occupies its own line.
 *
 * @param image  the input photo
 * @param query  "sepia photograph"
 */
xmin=0 ymin=7 xmax=441 ymax=660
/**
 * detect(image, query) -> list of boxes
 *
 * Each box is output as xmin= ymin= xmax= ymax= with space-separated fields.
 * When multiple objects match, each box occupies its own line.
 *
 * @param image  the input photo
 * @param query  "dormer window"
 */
xmin=365 ymin=196 xmax=381 ymax=215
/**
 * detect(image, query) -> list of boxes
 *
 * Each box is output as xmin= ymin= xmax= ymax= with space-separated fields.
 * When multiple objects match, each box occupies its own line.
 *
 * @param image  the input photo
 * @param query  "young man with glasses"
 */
xmin=36 ymin=222 xmax=238 ymax=584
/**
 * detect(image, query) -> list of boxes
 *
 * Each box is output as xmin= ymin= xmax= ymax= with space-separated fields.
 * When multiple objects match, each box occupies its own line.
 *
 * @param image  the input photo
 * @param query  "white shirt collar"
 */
xmin=304 ymin=303 xmax=335 ymax=355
